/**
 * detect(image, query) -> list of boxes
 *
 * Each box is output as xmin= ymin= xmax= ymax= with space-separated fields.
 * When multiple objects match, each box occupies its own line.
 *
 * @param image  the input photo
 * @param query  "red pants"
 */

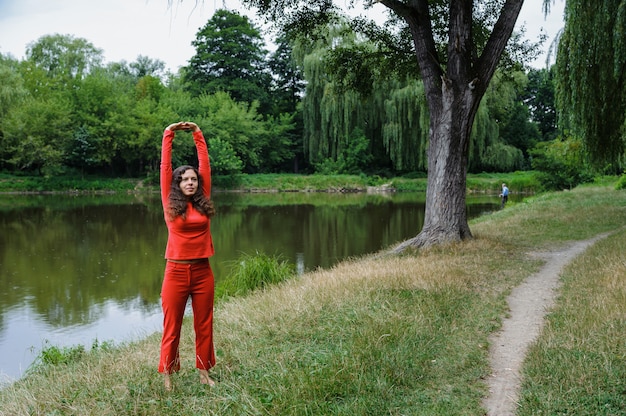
xmin=159 ymin=260 xmax=215 ymax=374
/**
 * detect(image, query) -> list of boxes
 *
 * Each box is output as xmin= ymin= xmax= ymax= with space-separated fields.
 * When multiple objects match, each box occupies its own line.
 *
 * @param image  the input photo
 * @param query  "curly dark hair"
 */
xmin=166 ymin=165 xmax=216 ymax=221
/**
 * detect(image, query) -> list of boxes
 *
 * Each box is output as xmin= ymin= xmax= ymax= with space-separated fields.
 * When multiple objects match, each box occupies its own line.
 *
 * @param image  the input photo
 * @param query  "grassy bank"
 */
xmin=0 ymin=171 xmax=537 ymax=194
xmin=0 ymin=183 xmax=624 ymax=415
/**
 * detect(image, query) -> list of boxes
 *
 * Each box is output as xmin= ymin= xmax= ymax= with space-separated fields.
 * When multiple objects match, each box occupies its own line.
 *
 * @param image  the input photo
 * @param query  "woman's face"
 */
xmin=179 ymin=169 xmax=199 ymax=197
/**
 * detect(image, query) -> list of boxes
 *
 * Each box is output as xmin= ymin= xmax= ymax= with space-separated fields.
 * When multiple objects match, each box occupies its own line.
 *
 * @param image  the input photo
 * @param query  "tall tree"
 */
xmin=25 ymin=34 xmax=103 ymax=83
xmin=524 ymin=67 xmax=557 ymax=141
xmin=130 ymin=55 xmax=166 ymax=79
xmin=267 ymin=36 xmax=306 ymax=171
xmin=267 ymin=35 xmax=305 ymax=115
xmin=184 ymin=9 xmax=273 ymax=113
xmin=240 ymin=0 xmax=547 ymax=247
xmin=556 ymin=0 xmax=626 ymax=169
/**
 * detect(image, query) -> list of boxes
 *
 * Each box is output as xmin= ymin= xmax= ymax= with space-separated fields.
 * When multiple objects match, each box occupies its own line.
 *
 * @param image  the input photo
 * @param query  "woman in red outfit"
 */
xmin=159 ymin=121 xmax=216 ymax=391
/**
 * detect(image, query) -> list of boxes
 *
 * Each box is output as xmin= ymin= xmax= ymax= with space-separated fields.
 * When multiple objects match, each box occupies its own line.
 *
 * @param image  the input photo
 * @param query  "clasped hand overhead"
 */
xmin=166 ymin=121 xmax=200 ymax=132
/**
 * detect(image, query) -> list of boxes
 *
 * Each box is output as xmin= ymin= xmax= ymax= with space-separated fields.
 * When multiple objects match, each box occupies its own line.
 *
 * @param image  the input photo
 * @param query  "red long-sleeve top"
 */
xmin=160 ymin=129 xmax=214 ymax=260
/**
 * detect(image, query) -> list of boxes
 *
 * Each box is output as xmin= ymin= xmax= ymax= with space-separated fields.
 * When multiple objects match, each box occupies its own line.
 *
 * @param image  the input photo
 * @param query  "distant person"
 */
xmin=159 ymin=121 xmax=217 ymax=391
xmin=499 ymin=183 xmax=509 ymax=209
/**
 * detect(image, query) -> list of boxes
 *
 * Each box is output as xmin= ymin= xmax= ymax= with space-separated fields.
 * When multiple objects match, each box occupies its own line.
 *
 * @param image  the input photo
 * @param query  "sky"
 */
xmin=0 ymin=0 xmax=565 ymax=73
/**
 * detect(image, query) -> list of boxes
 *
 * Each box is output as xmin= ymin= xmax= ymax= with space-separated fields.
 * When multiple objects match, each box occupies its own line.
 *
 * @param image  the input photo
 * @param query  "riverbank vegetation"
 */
xmin=1 ymin=182 xmax=624 ymax=414
xmin=0 ymin=171 xmax=542 ymax=194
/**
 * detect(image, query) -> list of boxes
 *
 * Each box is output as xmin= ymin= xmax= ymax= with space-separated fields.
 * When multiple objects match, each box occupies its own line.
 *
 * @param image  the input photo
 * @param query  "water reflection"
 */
xmin=0 ymin=191 xmax=501 ymax=383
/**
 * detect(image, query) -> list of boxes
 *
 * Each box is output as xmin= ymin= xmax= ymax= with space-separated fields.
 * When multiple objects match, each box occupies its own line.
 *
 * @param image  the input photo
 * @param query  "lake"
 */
xmin=0 ymin=191 xmax=503 ymax=383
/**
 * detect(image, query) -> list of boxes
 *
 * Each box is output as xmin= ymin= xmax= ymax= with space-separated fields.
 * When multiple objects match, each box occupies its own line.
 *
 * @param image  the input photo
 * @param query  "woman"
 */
xmin=159 ymin=121 xmax=216 ymax=391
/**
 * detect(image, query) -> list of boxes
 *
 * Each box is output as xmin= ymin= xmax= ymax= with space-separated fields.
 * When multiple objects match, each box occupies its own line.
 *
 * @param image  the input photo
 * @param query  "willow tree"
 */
xmin=293 ymin=22 xmax=410 ymax=170
xmin=383 ymin=80 xmax=430 ymax=171
xmin=240 ymin=0 xmax=546 ymax=248
xmin=295 ymin=20 xmax=521 ymax=175
xmin=556 ymin=0 xmax=626 ymax=169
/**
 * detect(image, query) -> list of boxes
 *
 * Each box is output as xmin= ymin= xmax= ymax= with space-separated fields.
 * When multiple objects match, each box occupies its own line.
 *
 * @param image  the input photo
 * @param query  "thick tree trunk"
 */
xmin=393 ymin=86 xmax=476 ymax=251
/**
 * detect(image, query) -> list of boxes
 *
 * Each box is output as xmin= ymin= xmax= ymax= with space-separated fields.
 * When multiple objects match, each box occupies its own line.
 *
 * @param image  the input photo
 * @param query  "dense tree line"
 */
xmin=0 ymin=12 xmax=302 ymax=178
xmin=0 ymin=6 xmax=620 ymax=189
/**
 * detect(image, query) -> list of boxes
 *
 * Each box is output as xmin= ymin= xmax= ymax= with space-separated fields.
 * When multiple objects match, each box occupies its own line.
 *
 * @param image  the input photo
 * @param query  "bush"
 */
xmin=313 ymin=128 xmax=373 ymax=175
xmin=616 ymin=172 xmax=626 ymax=190
xmin=218 ymin=251 xmax=296 ymax=298
xmin=530 ymin=136 xmax=594 ymax=191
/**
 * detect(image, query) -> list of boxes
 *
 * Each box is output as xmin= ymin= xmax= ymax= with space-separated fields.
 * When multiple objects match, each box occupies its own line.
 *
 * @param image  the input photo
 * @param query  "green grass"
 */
xmin=0 ymin=182 xmax=624 ymax=415
xmin=466 ymin=171 xmax=540 ymax=193
xmin=0 ymin=173 xmax=143 ymax=193
xmin=0 ymin=171 xmax=540 ymax=194
xmin=217 ymin=251 xmax=296 ymax=298
xmin=213 ymin=173 xmax=399 ymax=193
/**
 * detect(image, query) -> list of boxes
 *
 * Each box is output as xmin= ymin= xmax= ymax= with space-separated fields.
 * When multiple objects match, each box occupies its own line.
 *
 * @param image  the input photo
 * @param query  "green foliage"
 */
xmin=37 ymin=344 xmax=85 ymax=366
xmin=208 ymin=137 xmax=244 ymax=175
xmin=1 ymin=95 xmax=72 ymax=175
xmin=616 ymin=172 xmax=626 ymax=190
xmin=314 ymin=128 xmax=373 ymax=174
xmin=1 ymin=53 xmax=298 ymax=178
xmin=524 ymin=67 xmax=558 ymax=141
xmin=218 ymin=251 xmax=295 ymax=298
xmin=29 ymin=338 xmax=114 ymax=373
xmin=474 ymin=70 xmax=542 ymax=171
xmin=26 ymin=34 xmax=103 ymax=82
xmin=129 ymin=55 xmax=166 ymax=79
xmin=259 ymin=112 xmax=298 ymax=173
xmin=481 ymin=142 xmax=525 ymax=172
xmin=0 ymin=174 xmax=141 ymax=192
xmin=499 ymin=101 xmax=541 ymax=158
xmin=135 ymin=75 xmax=165 ymax=101
xmin=192 ymin=92 xmax=298 ymax=174
xmin=0 ymin=2 xmax=585 ymax=184
xmin=556 ymin=0 xmax=626 ymax=167
xmin=383 ymin=79 xmax=430 ymax=171
xmin=297 ymin=22 xmax=542 ymax=174
xmin=185 ymin=9 xmax=272 ymax=113
xmin=530 ymin=136 xmax=595 ymax=190
xmin=0 ymin=55 xmax=27 ymax=117
xmin=267 ymin=36 xmax=306 ymax=115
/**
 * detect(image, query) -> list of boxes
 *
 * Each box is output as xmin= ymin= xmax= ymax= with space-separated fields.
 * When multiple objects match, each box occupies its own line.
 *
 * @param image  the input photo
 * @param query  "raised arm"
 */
xmin=189 ymin=124 xmax=211 ymax=197
xmin=160 ymin=125 xmax=178 ymax=209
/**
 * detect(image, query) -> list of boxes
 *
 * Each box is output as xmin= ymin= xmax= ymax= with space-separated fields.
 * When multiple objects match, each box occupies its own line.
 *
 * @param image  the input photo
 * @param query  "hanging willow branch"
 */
xmin=556 ymin=0 xmax=626 ymax=167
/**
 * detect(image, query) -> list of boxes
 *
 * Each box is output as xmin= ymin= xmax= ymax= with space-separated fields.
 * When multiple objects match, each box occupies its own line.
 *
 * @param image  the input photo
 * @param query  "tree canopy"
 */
xmin=0 ymin=30 xmax=298 ymax=177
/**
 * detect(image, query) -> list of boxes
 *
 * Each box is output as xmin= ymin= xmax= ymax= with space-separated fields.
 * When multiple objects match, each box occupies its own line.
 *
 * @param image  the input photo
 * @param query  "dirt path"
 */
xmin=483 ymin=233 xmax=611 ymax=416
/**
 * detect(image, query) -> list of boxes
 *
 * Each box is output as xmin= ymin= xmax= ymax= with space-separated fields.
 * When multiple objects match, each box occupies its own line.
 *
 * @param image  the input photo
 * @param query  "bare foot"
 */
xmin=199 ymin=369 xmax=216 ymax=387
xmin=164 ymin=374 xmax=173 ymax=391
